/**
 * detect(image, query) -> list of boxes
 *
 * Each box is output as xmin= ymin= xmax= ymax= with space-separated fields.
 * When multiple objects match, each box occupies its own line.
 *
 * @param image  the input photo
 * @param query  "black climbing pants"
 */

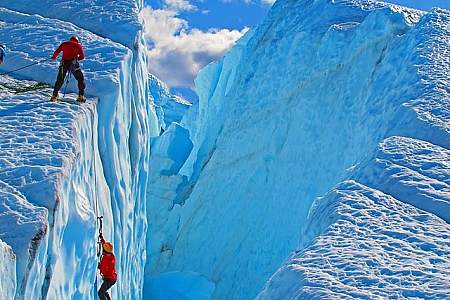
xmin=52 ymin=60 xmax=85 ymax=96
xmin=98 ymin=278 xmax=116 ymax=300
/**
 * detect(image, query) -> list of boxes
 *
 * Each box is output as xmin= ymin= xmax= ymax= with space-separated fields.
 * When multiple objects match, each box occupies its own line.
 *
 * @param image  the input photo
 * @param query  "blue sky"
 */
xmin=144 ymin=0 xmax=450 ymax=98
xmin=390 ymin=0 xmax=450 ymax=10
xmin=148 ymin=0 xmax=271 ymax=30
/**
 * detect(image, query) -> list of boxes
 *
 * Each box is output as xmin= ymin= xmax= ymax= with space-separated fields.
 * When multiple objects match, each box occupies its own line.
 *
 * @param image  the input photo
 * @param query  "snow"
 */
xmin=355 ymin=136 xmax=450 ymax=223
xmin=257 ymin=137 xmax=450 ymax=298
xmin=0 ymin=7 xmax=129 ymax=96
xmin=144 ymin=0 xmax=450 ymax=299
xmin=0 ymin=74 xmax=104 ymax=299
xmin=0 ymin=0 xmax=449 ymax=298
xmin=0 ymin=0 xmax=142 ymax=48
xmin=0 ymin=1 xmax=158 ymax=298
xmin=257 ymin=181 xmax=450 ymax=299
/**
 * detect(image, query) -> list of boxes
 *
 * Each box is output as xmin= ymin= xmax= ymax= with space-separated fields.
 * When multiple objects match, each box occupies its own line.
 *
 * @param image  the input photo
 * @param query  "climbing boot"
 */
xmin=77 ymin=95 xmax=86 ymax=103
xmin=50 ymin=95 xmax=58 ymax=102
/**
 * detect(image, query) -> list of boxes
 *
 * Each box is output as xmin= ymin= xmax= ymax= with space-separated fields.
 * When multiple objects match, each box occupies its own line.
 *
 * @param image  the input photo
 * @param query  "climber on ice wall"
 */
xmin=50 ymin=35 xmax=86 ymax=102
xmin=98 ymin=234 xmax=117 ymax=300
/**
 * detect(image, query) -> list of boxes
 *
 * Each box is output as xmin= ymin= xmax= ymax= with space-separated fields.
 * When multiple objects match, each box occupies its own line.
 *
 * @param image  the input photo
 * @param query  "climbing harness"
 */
xmin=61 ymin=59 xmax=83 ymax=99
xmin=0 ymin=59 xmax=48 ymax=76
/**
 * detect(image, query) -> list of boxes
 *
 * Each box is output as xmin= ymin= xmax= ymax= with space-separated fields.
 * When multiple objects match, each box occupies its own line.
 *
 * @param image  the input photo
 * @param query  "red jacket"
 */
xmin=98 ymin=240 xmax=117 ymax=281
xmin=51 ymin=40 xmax=85 ymax=61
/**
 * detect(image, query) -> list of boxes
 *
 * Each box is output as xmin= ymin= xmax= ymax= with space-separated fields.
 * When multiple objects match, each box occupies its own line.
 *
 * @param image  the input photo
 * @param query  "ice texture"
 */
xmin=0 ymin=237 xmax=16 ymax=299
xmin=144 ymin=271 xmax=215 ymax=300
xmin=0 ymin=7 xmax=129 ymax=96
xmin=355 ymin=137 xmax=450 ymax=223
xmin=149 ymin=74 xmax=192 ymax=131
xmin=257 ymin=180 xmax=450 ymax=299
xmin=1 ymin=0 xmax=449 ymax=298
xmin=145 ymin=0 xmax=450 ymax=299
xmin=0 ymin=0 xmax=142 ymax=48
xmin=0 ymin=75 xmax=96 ymax=299
xmin=0 ymin=0 xmax=158 ymax=298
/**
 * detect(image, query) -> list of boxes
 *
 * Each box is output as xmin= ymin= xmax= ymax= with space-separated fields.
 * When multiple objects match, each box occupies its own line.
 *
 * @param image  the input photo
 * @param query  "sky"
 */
xmin=144 ymin=0 xmax=450 ymax=98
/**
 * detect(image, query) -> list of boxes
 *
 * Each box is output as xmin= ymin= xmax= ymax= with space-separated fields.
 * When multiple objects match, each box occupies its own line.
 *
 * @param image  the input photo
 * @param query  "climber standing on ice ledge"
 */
xmin=50 ymin=35 xmax=86 ymax=102
xmin=98 ymin=234 xmax=117 ymax=300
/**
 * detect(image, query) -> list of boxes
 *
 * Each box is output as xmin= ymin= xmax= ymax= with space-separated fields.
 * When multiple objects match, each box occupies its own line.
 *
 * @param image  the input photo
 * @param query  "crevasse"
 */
xmin=1 ymin=0 xmax=450 ymax=299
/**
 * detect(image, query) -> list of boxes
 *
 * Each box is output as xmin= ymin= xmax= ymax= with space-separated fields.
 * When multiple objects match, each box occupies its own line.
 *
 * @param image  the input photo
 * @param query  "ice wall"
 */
xmin=0 ymin=74 xmax=102 ymax=299
xmin=258 ymin=3 xmax=450 ymax=297
xmin=0 ymin=0 xmax=158 ymax=298
xmin=149 ymin=74 xmax=192 ymax=131
xmin=145 ymin=0 xmax=450 ymax=299
xmin=0 ymin=237 xmax=16 ymax=299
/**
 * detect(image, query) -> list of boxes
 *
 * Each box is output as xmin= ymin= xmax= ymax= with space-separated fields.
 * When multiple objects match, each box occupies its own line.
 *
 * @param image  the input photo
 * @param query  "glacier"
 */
xmin=258 ymin=137 xmax=450 ymax=298
xmin=0 ymin=0 xmax=158 ymax=299
xmin=144 ymin=0 xmax=450 ymax=299
xmin=149 ymin=74 xmax=192 ymax=132
xmin=0 ymin=0 xmax=450 ymax=299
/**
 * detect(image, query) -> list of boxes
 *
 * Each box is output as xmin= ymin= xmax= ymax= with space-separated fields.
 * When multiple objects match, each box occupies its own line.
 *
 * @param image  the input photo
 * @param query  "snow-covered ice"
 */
xmin=0 ymin=0 xmax=142 ymax=48
xmin=355 ymin=136 xmax=450 ymax=223
xmin=0 ymin=0 xmax=449 ymax=299
xmin=258 ymin=180 xmax=450 ymax=299
xmin=0 ymin=75 xmax=99 ymax=299
xmin=0 ymin=7 xmax=129 ymax=96
xmin=257 ymin=136 xmax=450 ymax=298
xmin=144 ymin=0 xmax=450 ymax=299
xmin=0 ymin=0 xmax=158 ymax=298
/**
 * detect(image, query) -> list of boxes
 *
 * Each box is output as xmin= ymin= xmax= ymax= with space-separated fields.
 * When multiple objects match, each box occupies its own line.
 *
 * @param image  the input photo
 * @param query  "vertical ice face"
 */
xmin=149 ymin=74 xmax=192 ymax=132
xmin=0 ymin=238 xmax=16 ymax=299
xmin=0 ymin=1 xmax=158 ymax=299
xmin=145 ymin=0 xmax=449 ymax=299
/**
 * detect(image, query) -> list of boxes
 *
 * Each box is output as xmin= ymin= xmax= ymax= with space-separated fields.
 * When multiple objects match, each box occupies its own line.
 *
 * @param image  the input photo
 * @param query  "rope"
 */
xmin=89 ymin=107 xmax=103 ymax=255
xmin=97 ymin=216 xmax=103 ymax=257
xmin=0 ymin=59 xmax=48 ymax=76
xmin=91 ymin=105 xmax=103 ymax=298
xmin=0 ymin=81 xmax=51 ymax=95
xmin=62 ymin=69 xmax=72 ymax=98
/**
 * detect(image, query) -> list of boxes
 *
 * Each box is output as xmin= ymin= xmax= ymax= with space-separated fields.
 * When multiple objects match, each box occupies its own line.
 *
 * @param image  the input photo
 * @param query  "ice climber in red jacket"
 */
xmin=50 ymin=35 xmax=86 ymax=102
xmin=98 ymin=235 xmax=117 ymax=300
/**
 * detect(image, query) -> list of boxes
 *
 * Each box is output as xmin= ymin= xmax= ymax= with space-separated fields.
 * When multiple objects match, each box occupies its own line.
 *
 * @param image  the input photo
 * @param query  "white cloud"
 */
xmin=164 ymin=0 xmax=197 ymax=12
xmin=261 ymin=0 xmax=276 ymax=5
xmin=220 ymin=0 xmax=275 ymax=5
xmin=143 ymin=6 xmax=248 ymax=88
